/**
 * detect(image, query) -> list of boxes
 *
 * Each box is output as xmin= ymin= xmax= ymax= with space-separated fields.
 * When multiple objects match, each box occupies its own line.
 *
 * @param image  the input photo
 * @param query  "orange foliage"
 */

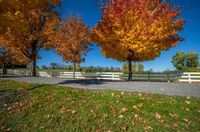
xmin=0 ymin=0 xmax=61 ymax=76
xmin=93 ymin=0 xmax=185 ymax=62
xmin=54 ymin=16 xmax=92 ymax=63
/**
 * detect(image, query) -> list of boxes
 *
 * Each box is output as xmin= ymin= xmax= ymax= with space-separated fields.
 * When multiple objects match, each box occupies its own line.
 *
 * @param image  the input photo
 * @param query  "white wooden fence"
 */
xmin=0 ymin=70 xmax=122 ymax=80
xmin=97 ymin=72 xmax=122 ymax=80
xmin=59 ymin=72 xmax=85 ymax=79
xmin=38 ymin=71 xmax=52 ymax=77
xmin=179 ymin=72 xmax=200 ymax=83
xmin=58 ymin=72 xmax=122 ymax=80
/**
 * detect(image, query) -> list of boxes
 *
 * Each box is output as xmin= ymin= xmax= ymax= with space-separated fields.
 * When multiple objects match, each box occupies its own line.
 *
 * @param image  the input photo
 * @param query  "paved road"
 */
xmin=0 ymin=76 xmax=200 ymax=97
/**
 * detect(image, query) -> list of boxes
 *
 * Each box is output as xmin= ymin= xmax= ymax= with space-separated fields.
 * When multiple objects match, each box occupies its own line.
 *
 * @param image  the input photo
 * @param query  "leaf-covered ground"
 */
xmin=0 ymin=80 xmax=199 ymax=131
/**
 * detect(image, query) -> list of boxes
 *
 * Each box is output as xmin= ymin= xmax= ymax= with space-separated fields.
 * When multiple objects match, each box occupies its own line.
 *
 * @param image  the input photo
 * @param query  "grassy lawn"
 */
xmin=0 ymin=80 xmax=199 ymax=131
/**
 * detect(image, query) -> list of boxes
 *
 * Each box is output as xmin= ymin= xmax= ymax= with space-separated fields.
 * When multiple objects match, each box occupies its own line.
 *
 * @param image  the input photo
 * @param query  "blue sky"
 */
xmin=38 ymin=0 xmax=200 ymax=71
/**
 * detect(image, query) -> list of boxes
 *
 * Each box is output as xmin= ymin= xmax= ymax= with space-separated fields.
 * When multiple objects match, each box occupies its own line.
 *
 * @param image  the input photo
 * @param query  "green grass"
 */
xmin=0 ymin=80 xmax=199 ymax=131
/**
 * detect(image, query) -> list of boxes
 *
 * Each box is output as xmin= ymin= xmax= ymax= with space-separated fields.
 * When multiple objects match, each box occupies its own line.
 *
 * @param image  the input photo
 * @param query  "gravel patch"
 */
xmin=1 ymin=76 xmax=200 ymax=97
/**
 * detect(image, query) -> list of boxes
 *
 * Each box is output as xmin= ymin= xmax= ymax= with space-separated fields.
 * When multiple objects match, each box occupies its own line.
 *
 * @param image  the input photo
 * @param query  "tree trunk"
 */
xmin=128 ymin=60 xmax=132 ymax=81
xmin=2 ymin=64 xmax=7 ymax=75
xmin=31 ymin=40 xmax=37 ymax=77
xmin=31 ymin=58 xmax=37 ymax=77
xmin=73 ymin=62 xmax=76 ymax=79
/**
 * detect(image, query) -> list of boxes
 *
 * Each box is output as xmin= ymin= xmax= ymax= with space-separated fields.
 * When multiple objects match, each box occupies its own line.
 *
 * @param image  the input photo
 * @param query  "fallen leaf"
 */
xmin=185 ymin=101 xmax=191 ymax=105
xmin=172 ymin=123 xmax=178 ymax=128
xmin=144 ymin=126 xmax=153 ymax=130
xmin=137 ymin=104 xmax=143 ymax=108
xmin=155 ymin=113 xmax=161 ymax=119
xmin=140 ymin=97 xmax=145 ymax=100
xmin=60 ymin=107 xmax=65 ymax=113
xmin=158 ymin=119 xmax=165 ymax=123
xmin=143 ymin=120 xmax=149 ymax=125
xmin=131 ymin=121 xmax=136 ymax=126
xmin=66 ymin=109 xmax=76 ymax=114
xmin=118 ymin=115 xmax=124 ymax=118
xmin=186 ymin=96 xmax=190 ymax=99
xmin=183 ymin=119 xmax=192 ymax=126
xmin=71 ymin=110 xmax=76 ymax=114
xmin=121 ymin=125 xmax=128 ymax=130
xmin=133 ymin=105 xmax=137 ymax=109
xmin=196 ymin=109 xmax=200 ymax=113
xmin=134 ymin=114 xmax=138 ymax=118
xmin=121 ymin=108 xmax=128 ymax=112
xmin=90 ymin=109 xmax=94 ymax=113
xmin=111 ymin=93 xmax=115 ymax=96
xmin=186 ymin=108 xmax=190 ymax=111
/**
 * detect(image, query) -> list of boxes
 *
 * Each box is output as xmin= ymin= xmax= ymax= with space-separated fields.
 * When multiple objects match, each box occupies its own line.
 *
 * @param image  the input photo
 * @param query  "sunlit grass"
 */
xmin=0 ymin=80 xmax=199 ymax=131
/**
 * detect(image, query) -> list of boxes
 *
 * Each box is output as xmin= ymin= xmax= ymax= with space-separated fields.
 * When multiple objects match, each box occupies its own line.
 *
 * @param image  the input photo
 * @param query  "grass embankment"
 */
xmin=0 ymin=80 xmax=199 ymax=131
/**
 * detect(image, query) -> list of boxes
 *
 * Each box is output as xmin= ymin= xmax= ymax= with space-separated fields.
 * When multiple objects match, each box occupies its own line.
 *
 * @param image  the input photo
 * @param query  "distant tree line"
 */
xmin=39 ymin=63 xmax=121 ymax=72
xmin=122 ymin=63 xmax=144 ymax=73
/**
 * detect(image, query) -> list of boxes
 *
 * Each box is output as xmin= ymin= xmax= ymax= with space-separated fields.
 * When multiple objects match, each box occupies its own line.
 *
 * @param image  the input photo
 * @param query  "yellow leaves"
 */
xmin=59 ymin=107 xmax=76 ymax=114
xmin=144 ymin=126 xmax=153 ymax=130
xmin=118 ymin=114 xmax=124 ymax=118
xmin=120 ymin=108 xmax=128 ymax=113
xmin=15 ymin=11 xmax=20 ymax=16
xmin=185 ymin=100 xmax=191 ymax=105
xmin=111 ymin=92 xmax=115 ymax=96
xmin=154 ymin=113 xmax=161 ymax=119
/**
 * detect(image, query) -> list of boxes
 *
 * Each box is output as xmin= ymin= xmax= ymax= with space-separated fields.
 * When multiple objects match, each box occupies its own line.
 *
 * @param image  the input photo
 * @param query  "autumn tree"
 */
xmin=93 ymin=0 xmax=185 ymax=81
xmin=0 ymin=0 xmax=61 ymax=76
xmin=54 ymin=16 xmax=92 ymax=79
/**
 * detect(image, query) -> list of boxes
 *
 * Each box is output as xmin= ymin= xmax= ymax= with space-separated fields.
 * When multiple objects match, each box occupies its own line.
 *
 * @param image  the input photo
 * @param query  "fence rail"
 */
xmin=179 ymin=72 xmax=200 ymax=83
xmin=2 ymin=69 xmax=200 ymax=83
xmin=0 ymin=69 xmax=183 ymax=82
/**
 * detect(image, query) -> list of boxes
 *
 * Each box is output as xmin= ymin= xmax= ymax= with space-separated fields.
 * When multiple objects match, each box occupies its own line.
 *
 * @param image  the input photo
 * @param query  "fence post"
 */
xmin=176 ymin=73 xmax=178 ymax=80
xmin=112 ymin=73 xmax=114 ymax=80
xmin=148 ymin=73 xmax=150 ymax=81
xmin=188 ymin=73 xmax=191 ymax=84
xmin=167 ymin=74 xmax=170 ymax=83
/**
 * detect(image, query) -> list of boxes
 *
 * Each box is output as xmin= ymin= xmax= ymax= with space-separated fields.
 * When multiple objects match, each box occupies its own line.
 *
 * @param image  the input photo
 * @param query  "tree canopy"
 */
xmin=54 ymin=16 xmax=92 ymax=64
xmin=93 ymin=0 xmax=185 ymax=80
xmin=0 ymin=0 xmax=61 ymax=76
xmin=172 ymin=51 xmax=199 ymax=71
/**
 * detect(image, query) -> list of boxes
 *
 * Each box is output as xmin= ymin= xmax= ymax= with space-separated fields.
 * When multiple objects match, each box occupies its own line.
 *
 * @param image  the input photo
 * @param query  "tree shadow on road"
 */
xmin=58 ymin=79 xmax=122 ymax=86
